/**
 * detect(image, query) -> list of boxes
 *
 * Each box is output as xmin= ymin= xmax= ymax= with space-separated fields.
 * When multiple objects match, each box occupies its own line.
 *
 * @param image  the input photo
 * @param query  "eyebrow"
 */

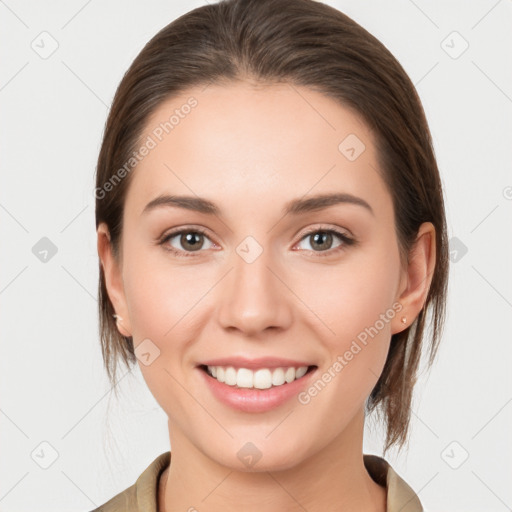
xmin=141 ymin=192 xmax=374 ymax=217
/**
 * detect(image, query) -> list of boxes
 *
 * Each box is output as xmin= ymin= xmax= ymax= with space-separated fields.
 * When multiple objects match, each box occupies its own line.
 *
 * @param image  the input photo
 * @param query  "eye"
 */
xmin=158 ymin=225 xmax=356 ymax=258
xmin=159 ymin=227 xmax=215 ymax=257
xmin=295 ymin=227 xmax=356 ymax=256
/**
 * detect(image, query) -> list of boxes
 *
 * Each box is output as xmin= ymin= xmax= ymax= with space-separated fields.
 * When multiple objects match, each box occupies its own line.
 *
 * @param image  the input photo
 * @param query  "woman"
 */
xmin=93 ymin=0 xmax=448 ymax=510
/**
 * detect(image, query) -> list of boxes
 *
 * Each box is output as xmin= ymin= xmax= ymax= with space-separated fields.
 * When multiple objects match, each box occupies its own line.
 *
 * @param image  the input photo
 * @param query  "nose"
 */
xmin=216 ymin=243 xmax=293 ymax=337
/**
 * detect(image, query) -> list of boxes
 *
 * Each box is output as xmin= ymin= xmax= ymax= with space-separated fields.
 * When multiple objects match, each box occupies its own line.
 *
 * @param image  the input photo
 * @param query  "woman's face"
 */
xmin=100 ymin=82 xmax=415 ymax=471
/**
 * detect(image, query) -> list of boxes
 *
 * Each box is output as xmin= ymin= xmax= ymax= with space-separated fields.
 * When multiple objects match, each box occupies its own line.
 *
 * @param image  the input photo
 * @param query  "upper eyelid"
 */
xmin=162 ymin=226 xmax=216 ymax=244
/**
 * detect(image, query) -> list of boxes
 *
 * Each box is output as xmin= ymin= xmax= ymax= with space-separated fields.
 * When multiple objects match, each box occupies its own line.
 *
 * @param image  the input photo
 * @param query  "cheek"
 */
xmin=307 ymin=245 xmax=399 ymax=385
xmin=122 ymin=246 xmax=211 ymax=341
xmin=297 ymin=270 xmax=396 ymax=424
xmin=307 ymin=253 xmax=398 ymax=341
xmin=121 ymin=250 xmax=205 ymax=412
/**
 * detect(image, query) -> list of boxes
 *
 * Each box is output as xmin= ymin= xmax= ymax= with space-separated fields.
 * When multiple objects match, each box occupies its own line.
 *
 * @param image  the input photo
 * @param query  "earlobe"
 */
xmin=392 ymin=222 xmax=436 ymax=335
xmin=112 ymin=313 xmax=131 ymax=338
xmin=97 ymin=223 xmax=132 ymax=337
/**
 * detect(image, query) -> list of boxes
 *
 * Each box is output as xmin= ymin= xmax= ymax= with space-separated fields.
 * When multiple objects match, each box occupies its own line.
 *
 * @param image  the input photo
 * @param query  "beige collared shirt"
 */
xmin=92 ymin=451 xmax=423 ymax=511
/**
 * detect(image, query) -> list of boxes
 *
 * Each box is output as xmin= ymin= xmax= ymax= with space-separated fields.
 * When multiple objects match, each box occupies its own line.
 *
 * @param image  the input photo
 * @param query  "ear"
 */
xmin=97 ymin=222 xmax=132 ymax=337
xmin=391 ymin=222 xmax=436 ymax=335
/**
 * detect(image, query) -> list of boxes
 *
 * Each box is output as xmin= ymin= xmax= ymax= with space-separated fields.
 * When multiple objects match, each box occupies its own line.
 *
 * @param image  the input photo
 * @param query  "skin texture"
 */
xmin=97 ymin=82 xmax=436 ymax=512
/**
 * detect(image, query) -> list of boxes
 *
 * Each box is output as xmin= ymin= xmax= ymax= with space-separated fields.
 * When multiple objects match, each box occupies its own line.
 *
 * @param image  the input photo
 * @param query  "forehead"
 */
xmin=124 ymin=82 xmax=391 ymax=221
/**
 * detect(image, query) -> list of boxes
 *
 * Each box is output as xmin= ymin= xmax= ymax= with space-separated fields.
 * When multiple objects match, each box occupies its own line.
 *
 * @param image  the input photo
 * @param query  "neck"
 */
xmin=159 ymin=408 xmax=386 ymax=512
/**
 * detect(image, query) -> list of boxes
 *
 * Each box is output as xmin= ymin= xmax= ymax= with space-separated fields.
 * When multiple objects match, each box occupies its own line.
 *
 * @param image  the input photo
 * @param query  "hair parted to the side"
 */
xmin=95 ymin=0 xmax=449 ymax=453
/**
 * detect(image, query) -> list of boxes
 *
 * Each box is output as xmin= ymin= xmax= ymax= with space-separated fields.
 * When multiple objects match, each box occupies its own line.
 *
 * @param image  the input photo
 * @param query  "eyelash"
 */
xmin=158 ymin=225 xmax=357 ymax=258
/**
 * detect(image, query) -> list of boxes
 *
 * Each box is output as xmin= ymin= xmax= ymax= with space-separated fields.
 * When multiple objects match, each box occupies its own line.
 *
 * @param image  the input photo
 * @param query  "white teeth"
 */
xmin=253 ymin=369 xmax=272 ymax=389
xmin=285 ymin=367 xmax=295 ymax=383
xmin=224 ymin=366 xmax=237 ymax=386
xmin=237 ymin=368 xmax=253 ymax=388
xmin=271 ymin=368 xmax=285 ymax=386
xmin=295 ymin=366 xmax=308 ymax=379
xmin=206 ymin=365 xmax=310 ymax=389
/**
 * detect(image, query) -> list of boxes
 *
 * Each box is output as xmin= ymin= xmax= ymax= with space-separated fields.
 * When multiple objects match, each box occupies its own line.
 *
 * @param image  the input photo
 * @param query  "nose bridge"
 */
xmin=217 ymin=236 xmax=293 ymax=335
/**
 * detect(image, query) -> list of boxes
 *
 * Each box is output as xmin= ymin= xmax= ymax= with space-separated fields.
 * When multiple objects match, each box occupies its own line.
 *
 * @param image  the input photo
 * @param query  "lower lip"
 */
xmin=198 ymin=366 xmax=317 ymax=413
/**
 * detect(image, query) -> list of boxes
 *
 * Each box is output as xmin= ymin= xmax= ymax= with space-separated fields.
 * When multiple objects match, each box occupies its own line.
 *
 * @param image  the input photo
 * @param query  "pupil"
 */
xmin=312 ymin=232 xmax=331 ymax=251
xmin=183 ymin=232 xmax=202 ymax=250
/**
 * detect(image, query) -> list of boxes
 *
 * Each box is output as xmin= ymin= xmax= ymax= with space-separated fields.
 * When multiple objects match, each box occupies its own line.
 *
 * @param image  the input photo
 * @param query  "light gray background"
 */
xmin=1 ymin=1 xmax=511 ymax=511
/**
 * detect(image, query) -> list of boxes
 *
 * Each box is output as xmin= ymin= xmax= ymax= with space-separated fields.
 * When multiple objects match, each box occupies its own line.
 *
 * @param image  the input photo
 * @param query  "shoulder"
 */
xmin=89 ymin=452 xmax=171 ymax=512
xmin=363 ymin=454 xmax=424 ymax=512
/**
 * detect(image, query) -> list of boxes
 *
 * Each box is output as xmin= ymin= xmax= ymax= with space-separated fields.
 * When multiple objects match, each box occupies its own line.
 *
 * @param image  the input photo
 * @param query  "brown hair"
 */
xmin=95 ymin=0 xmax=449 ymax=452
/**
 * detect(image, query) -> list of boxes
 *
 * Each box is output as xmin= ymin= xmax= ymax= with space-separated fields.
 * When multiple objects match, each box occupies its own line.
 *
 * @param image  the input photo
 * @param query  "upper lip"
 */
xmin=198 ymin=357 xmax=315 ymax=370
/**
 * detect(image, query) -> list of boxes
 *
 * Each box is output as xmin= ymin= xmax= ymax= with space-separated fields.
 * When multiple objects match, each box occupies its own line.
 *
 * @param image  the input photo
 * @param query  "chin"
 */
xmin=202 ymin=437 xmax=310 ymax=474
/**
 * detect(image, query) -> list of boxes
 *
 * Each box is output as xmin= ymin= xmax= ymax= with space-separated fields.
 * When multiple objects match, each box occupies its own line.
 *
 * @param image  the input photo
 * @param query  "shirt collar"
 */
xmin=364 ymin=454 xmax=424 ymax=511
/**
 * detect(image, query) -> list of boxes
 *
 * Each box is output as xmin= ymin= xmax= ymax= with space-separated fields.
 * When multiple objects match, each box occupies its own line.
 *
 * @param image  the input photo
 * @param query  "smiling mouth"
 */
xmin=198 ymin=364 xmax=317 ymax=390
